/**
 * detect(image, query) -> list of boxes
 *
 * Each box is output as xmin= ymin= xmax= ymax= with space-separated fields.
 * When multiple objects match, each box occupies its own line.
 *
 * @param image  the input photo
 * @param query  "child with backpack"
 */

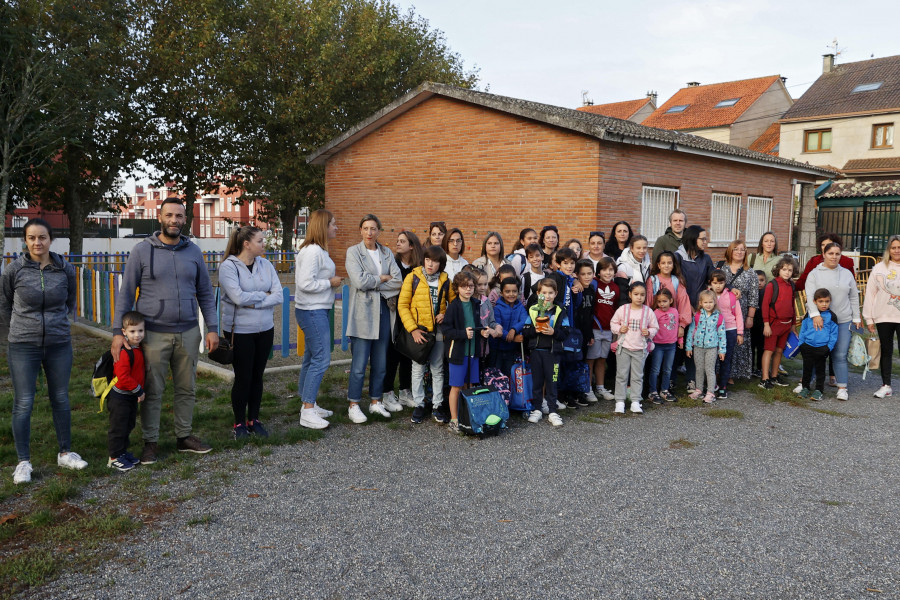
xmin=490 ymin=277 xmax=529 ymax=377
xmin=522 ymin=278 xmax=568 ymax=427
xmin=647 ymin=288 xmax=681 ymax=404
xmin=709 ymin=269 xmax=744 ymax=399
xmin=589 ymin=257 xmax=619 ymax=401
xmin=759 ymin=257 xmax=798 ymax=389
xmin=521 ymin=243 xmax=546 ymax=304
xmin=107 ymin=311 xmax=146 ymax=472
xmin=443 ymin=271 xmax=492 ymax=433
xmin=685 ymin=290 xmax=726 ymax=403
xmin=610 ymin=281 xmax=658 ymax=414
xmin=797 ymin=288 xmax=839 ymax=401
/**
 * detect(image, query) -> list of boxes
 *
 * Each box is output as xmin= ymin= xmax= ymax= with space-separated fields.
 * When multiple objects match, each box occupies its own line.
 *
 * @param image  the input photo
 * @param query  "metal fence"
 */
xmin=3 ymin=250 xmax=297 ymax=274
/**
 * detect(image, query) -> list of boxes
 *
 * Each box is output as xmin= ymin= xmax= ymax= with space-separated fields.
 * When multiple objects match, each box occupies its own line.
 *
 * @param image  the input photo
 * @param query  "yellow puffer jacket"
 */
xmin=398 ymin=267 xmax=454 ymax=332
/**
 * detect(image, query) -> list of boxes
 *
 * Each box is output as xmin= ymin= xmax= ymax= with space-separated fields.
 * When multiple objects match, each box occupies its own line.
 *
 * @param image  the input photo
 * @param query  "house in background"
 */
xmin=576 ymin=93 xmax=657 ymax=124
xmin=307 ymin=82 xmax=832 ymax=273
xmin=642 ymin=75 xmax=793 ymax=149
xmin=780 ymin=54 xmax=900 ymax=256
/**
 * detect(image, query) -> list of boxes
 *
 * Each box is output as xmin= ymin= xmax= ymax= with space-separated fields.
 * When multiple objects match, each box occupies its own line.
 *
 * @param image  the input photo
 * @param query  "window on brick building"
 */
xmin=804 ymin=129 xmax=831 ymax=152
xmin=641 ymin=186 xmax=679 ymax=241
xmin=872 ymin=123 xmax=893 ymax=149
xmin=709 ymin=193 xmax=741 ymax=244
xmin=745 ymin=196 xmax=773 ymax=244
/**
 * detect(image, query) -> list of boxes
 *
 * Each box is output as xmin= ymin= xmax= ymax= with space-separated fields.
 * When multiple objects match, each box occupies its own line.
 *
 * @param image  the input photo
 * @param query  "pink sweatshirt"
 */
xmin=610 ymin=303 xmax=659 ymax=352
xmin=647 ymin=274 xmax=692 ymax=327
xmin=653 ymin=307 xmax=681 ymax=345
xmin=863 ymin=261 xmax=900 ymax=325
xmin=716 ymin=289 xmax=744 ymax=334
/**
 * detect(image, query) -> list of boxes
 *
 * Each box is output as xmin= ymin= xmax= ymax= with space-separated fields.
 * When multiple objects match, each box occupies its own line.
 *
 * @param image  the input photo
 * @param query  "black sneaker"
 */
xmin=140 ymin=442 xmax=158 ymax=465
xmin=177 ymin=435 xmax=212 ymax=454
xmin=248 ymin=420 xmax=269 ymax=438
xmin=759 ymin=379 xmax=774 ymax=390
xmin=661 ymin=390 xmax=677 ymax=402
xmin=122 ymin=451 xmax=140 ymax=467
xmin=648 ymin=392 xmax=663 ymax=405
xmin=411 ymin=405 xmax=426 ymax=424
xmin=433 ymin=406 xmax=449 ymax=423
xmin=565 ymin=396 xmax=580 ymax=409
xmin=751 ymin=368 xmax=762 ymax=378
xmin=575 ymin=393 xmax=591 ymax=407
xmin=772 ymin=375 xmax=789 ymax=387
xmin=108 ymin=456 xmax=134 ymax=472
xmin=233 ymin=423 xmax=250 ymax=439
xmin=716 ymin=388 xmax=728 ymax=400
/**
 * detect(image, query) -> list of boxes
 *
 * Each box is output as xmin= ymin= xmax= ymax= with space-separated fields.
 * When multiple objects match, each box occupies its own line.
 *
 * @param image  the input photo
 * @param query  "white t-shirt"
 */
xmin=367 ymin=248 xmax=382 ymax=276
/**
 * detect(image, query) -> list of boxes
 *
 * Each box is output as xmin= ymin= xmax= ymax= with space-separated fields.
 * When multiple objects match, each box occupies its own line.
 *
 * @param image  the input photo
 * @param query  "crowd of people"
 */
xmin=3 ymin=202 xmax=900 ymax=483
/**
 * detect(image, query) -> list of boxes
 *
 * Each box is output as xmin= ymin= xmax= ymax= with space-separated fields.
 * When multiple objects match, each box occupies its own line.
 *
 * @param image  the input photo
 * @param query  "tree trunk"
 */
xmin=0 ymin=170 xmax=9 ymax=259
xmin=184 ymin=170 xmax=196 ymax=237
xmin=65 ymin=149 xmax=85 ymax=259
xmin=279 ymin=205 xmax=297 ymax=251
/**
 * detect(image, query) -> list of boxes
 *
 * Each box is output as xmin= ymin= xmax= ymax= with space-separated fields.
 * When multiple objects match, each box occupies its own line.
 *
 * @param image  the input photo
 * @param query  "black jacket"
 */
xmin=441 ymin=297 xmax=482 ymax=365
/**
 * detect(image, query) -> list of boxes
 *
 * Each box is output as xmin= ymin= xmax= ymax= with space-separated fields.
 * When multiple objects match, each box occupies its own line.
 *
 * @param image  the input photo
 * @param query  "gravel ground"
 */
xmin=31 ymin=369 xmax=900 ymax=600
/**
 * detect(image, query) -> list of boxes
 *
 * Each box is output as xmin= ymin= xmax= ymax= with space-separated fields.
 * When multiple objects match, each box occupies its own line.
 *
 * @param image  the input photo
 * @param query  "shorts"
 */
xmin=764 ymin=319 xmax=793 ymax=352
xmin=586 ymin=329 xmax=613 ymax=360
xmin=449 ymin=356 xmax=480 ymax=387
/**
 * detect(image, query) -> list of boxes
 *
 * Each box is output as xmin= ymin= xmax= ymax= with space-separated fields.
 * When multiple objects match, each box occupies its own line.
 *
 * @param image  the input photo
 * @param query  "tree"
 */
xmin=229 ymin=0 xmax=478 ymax=250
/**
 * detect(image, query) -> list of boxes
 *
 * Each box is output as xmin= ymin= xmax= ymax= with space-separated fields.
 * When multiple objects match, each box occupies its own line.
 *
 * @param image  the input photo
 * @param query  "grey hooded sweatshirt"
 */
xmin=113 ymin=232 xmax=218 ymax=335
xmin=0 ymin=251 xmax=76 ymax=345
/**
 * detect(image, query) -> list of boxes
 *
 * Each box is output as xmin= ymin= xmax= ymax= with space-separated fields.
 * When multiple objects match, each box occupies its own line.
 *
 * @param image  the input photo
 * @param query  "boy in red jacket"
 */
xmin=759 ymin=257 xmax=798 ymax=389
xmin=108 ymin=311 xmax=146 ymax=471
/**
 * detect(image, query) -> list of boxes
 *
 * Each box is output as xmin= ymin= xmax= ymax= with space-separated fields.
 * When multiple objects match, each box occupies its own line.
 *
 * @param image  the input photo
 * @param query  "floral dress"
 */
xmin=724 ymin=265 xmax=759 ymax=379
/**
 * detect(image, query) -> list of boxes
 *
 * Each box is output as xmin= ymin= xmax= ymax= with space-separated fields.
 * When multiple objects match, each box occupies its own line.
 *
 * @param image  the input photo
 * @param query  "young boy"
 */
xmin=589 ymin=257 xmax=619 ymax=400
xmin=751 ymin=270 xmax=766 ymax=378
xmin=559 ymin=259 xmax=597 ymax=407
xmin=759 ymin=257 xmax=798 ymax=389
xmin=522 ymin=279 xmax=568 ymax=427
xmin=108 ymin=311 xmax=146 ymax=472
xmin=521 ymin=243 xmax=546 ymax=304
xmin=490 ymin=277 xmax=529 ymax=377
xmin=797 ymin=288 xmax=839 ymax=401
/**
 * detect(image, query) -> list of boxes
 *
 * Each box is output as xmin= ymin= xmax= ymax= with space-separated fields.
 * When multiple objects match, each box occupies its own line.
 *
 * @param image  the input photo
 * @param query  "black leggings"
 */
xmin=226 ymin=328 xmax=274 ymax=424
xmin=876 ymin=322 xmax=900 ymax=386
xmin=383 ymin=336 xmax=412 ymax=392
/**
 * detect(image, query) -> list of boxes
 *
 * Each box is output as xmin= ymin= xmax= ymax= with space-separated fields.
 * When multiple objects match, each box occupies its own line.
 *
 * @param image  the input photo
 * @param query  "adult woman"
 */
xmin=218 ymin=226 xmax=283 ymax=438
xmin=796 ymin=233 xmax=856 ymax=290
xmin=751 ymin=232 xmax=782 ymax=282
xmin=615 ymin=235 xmax=651 ymax=295
xmin=804 ymin=243 xmax=860 ymax=401
xmin=863 ymin=235 xmax=900 ymax=398
xmin=585 ymin=231 xmax=606 ymax=272
xmin=719 ymin=240 xmax=759 ymax=380
xmin=539 ymin=225 xmax=559 ymax=268
xmin=428 ymin=221 xmax=447 ymax=248
xmin=0 ymin=218 xmax=87 ymax=484
xmin=470 ymin=232 xmax=510 ymax=281
xmin=441 ymin=227 xmax=468 ymax=279
xmin=508 ymin=228 xmax=539 ymax=275
xmin=295 ymin=210 xmax=343 ymax=430
xmin=383 ymin=230 xmax=424 ymax=410
xmin=345 ymin=214 xmax=403 ymax=423
xmin=605 ymin=221 xmax=634 ymax=261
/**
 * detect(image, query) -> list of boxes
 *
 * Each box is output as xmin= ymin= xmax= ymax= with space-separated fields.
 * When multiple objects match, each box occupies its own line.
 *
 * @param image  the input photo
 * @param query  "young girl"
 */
xmin=685 ymin=290 xmax=726 ymax=403
xmin=442 ymin=271 xmax=492 ymax=433
xmin=488 ymin=263 xmax=520 ymax=306
xmin=759 ymin=257 xmax=797 ymax=389
xmin=565 ymin=238 xmax=583 ymax=257
xmin=590 ymin=257 xmax=619 ymax=400
xmin=508 ymin=228 xmax=539 ymax=276
xmin=471 ymin=231 xmax=510 ymax=281
xmin=610 ymin=282 xmax=658 ymax=414
xmin=709 ymin=269 xmax=744 ymax=399
xmin=615 ymin=235 xmax=651 ymax=298
xmin=383 ymin=230 xmax=424 ymax=410
xmin=647 ymin=288 xmax=680 ymax=404
xmin=521 ymin=243 xmax=546 ymax=303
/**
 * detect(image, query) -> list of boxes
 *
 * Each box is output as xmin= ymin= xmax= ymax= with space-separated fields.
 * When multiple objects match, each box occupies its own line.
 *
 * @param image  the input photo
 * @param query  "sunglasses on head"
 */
xmin=589 ymin=231 xmax=604 ymax=238
xmin=429 ymin=221 xmax=445 ymax=229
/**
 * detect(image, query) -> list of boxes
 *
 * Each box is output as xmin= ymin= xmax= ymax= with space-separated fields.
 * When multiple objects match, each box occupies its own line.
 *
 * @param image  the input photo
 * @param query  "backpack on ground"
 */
xmin=848 ymin=330 xmax=872 ymax=380
xmin=509 ymin=344 xmax=533 ymax=413
xmin=559 ymin=360 xmax=591 ymax=394
xmin=91 ymin=347 xmax=134 ymax=412
xmin=458 ymin=385 xmax=509 ymax=437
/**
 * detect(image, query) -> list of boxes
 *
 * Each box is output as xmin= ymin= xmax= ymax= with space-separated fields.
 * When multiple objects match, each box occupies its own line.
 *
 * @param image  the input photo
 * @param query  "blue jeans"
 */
xmin=831 ymin=321 xmax=851 ymax=387
xmin=648 ymin=342 xmax=676 ymax=393
xmin=717 ymin=329 xmax=738 ymax=389
xmin=347 ymin=299 xmax=391 ymax=402
xmin=296 ymin=308 xmax=332 ymax=405
xmin=9 ymin=342 xmax=73 ymax=461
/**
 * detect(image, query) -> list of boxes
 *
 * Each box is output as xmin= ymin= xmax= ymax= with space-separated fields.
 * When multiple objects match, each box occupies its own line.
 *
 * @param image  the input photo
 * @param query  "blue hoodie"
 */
xmin=491 ymin=297 xmax=529 ymax=352
xmin=798 ymin=309 xmax=838 ymax=350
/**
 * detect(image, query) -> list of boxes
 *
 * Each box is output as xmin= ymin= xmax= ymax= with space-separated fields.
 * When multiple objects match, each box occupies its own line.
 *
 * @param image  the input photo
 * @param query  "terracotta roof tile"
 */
xmin=819 ymin=179 xmax=900 ymax=198
xmin=749 ymin=122 xmax=780 ymax=155
xmin=782 ymin=55 xmax=900 ymax=121
xmin=643 ymin=75 xmax=783 ymax=130
xmin=841 ymin=157 xmax=900 ymax=173
xmin=577 ymin=98 xmax=652 ymax=120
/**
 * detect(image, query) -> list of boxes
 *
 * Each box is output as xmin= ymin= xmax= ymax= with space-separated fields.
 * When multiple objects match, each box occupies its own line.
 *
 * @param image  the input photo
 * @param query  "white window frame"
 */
xmin=640 ymin=186 xmax=679 ymax=242
xmin=710 ymin=192 xmax=741 ymax=245
xmin=745 ymin=196 xmax=773 ymax=245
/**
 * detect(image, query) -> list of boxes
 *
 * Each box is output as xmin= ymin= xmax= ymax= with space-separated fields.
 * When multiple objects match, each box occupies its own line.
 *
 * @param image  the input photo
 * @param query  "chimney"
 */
xmin=822 ymin=53 xmax=835 ymax=74
xmin=686 ymin=81 xmax=701 ymax=87
xmin=646 ymin=90 xmax=658 ymax=104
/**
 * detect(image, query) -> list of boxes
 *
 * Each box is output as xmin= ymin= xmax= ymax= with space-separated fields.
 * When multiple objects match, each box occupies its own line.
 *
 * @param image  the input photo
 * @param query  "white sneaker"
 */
xmin=398 ymin=389 xmax=417 ymax=408
xmin=369 ymin=402 xmax=391 ymax=418
xmin=614 ymin=401 xmax=625 ymax=414
xmin=57 ymin=452 xmax=88 ymax=470
xmin=630 ymin=401 xmax=643 ymax=414
xmin=13 ymin=460 xmax=32 ymax=484
xmin=382 ymin=392 xmax=403 ymax=412
xmin=314 ymin=405 xmax=333 ymax=418
xmin=548 ymin=413 xmax=563 ymax=427
xmin=348 ymin=404 xmax=368 ymax=423
xmin=541 ymin=400 xmax=549 ymax=415
xmin=793 ymin=383 xmax=803 ymax=394
xmin=874 ymin=385 xmax=893 ymax=399
xmin=299 ymin=407 xmax=329 ymax=429
xmin=597 ymin=386 xmax=615 ymax=401
xmin=527 ymin=410 xmax=542 ymax=423
xmin=836 ymin=388 xmax=849 ymax=401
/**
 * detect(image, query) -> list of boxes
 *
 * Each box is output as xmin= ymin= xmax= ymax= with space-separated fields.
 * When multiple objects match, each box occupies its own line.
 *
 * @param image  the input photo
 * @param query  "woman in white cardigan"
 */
xmin=345 ymin=214 xmax=402 ymax=423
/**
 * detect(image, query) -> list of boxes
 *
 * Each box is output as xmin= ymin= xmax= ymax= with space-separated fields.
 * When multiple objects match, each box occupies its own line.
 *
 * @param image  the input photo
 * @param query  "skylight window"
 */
xmin=715 ymin=98 xmax=740 ymax=108
xmin=852 ymin=82 xmax=883 ymax=93
xmin=665 ymin=104 xmax=689 ymax=114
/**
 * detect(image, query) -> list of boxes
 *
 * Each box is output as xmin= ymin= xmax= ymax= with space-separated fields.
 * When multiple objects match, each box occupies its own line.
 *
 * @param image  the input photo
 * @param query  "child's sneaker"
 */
xmin=382 ymin=392 xmax=403 ymax=412
xmin=759 ymin=379 xmax=774 ymax=390
xmin=594 ymin=385 xmax=615 ymax=401
xmin=772 ymin=375 xmax=789 ymax=387
xmin=661 ymin=390 xmax=677 ymax=402
xmin=874 ymin=385 xmax=893 ymax=399
xmin=233 ymin=423 xmax=250 ymax=439
xmin=447 ymin=420 xmax=460 ymax=433
xmin=752 ymin=368 xmax=762 ymax=378
xmin=122 ymin=452 xmax=140 ymax=467
xmin=779 ymin=364 xmax=789 ymax=375
xmin=836 ymin=387 xmax=849 ymax=401
xmin=703 ymin=392 xmax=715 ymax=404
xmin=716 ymin=388 xmax=728 ymax=400
xmin=410 ymin=405 xmax=428 ymax=424
xmin=433 ymin=405 xmax=449 ymax=423
xmin=809 ymin=390 xmax=823 ymax=401
xmin=300 ymin=407 xmax=330 ymax=429
xmin=527 ymin=410 xmax=542 ymax=424
xmin=576 ymin=393 xmax=592 ymax=407
xmin=12 ymin=461 xmax=32 ymax=485
xmin=614 ymin=401 xmax=625 ymax=414
xmin=398 ymin=389 xmax=417 ymax=408
xmin=648 ymin=392 xmax=663 ymax=405
xmin=348 ymin=404 xmax=368 ymax=424
xmin=793 ymin=383 xmax=804 ymax=394
xmin=57 ymin=452 xmax=88 ymax=470
xmin=689 ymin=389 xmax=703 ymax=400
xmin=541 ymin=400 xmax=550 ymax=415
xmin=686 ymin=380 xmax=696 ymax=393
xmin=369 ymin=401 xmax=392 ymax=418
xmin=548 ymin=413 xmax=563 ymax=427
xmin=629 ymin=401 xmax=643 ymax=414
xmin=108 ymin=456 xmax=134 ymax=472
xmin=248 ymin=420 xmax=269 ymax=437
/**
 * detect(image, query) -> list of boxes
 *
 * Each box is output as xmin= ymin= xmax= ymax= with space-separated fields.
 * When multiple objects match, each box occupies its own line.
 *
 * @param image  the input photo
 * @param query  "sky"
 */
xmin=395 ymin=0 xmax=898 ymax=109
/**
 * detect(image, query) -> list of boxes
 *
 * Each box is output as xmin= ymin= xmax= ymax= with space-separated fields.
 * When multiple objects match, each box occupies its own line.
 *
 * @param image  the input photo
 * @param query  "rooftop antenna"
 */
xmin=581 ymin=90 xmax=593 ymax=106
xmin=826 ymin=37 xmax=845 ymax=58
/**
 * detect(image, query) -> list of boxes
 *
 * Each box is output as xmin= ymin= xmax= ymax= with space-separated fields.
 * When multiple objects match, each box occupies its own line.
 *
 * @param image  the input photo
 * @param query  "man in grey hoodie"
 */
xmin=111 ymin=198 xmax=219 ymax=464
xmin=653 ymin=209 xmax=687 ymax=257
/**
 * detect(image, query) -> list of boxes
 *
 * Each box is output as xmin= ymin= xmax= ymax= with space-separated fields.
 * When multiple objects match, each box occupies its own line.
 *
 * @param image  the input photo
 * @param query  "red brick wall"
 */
xmin=323 ymin=95 xmax=798 ymax=272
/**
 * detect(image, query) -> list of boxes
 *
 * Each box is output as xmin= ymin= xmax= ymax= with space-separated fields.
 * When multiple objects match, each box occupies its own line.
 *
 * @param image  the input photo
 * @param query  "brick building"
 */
xmin=308 ymin=83 xmax=834 ymax=273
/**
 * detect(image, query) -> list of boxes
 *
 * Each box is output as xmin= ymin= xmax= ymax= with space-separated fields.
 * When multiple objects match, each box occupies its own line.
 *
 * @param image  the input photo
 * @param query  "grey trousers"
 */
xmin=615 ymin=348 xmax=646 ymax=401
xmin=141 ymin=326 xmax=201 ymax=441
xmin=693 ymin=346 xmax=718 ymax=393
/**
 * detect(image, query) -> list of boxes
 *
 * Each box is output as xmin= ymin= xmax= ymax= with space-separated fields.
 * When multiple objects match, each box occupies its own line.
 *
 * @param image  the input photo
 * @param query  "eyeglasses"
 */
xmin=448 ymin=238 xmax=463 ymax=244
xmin=458 ymin=283 xmax=475 ymax=289
xmin=698 ymin=236 xmax=709 ymax=242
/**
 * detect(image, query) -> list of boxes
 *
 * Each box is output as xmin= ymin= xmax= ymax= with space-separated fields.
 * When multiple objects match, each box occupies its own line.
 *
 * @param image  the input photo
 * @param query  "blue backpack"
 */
xmin=458 ymin=386 xmax=509 ymax=437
